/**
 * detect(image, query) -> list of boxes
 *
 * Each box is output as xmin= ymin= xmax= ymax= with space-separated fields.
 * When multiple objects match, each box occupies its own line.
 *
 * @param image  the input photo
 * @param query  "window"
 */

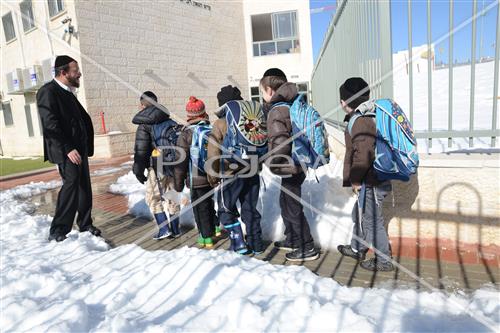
xmin=297 ymin=82 xmax=309 ymax=103
xmin=48 ymin=0 xmax=64 ymax=18
xmin=1 ymin=102 xmax=14 ymax=126
xmin=251 ymin=11 xmax=299 ymax=57
xmin=20 ymin=1 xmax=35 ymax=32
xmin=25 ymin=105 xmax=34 ymax=137
xmin=2 ymin=13 xmax=16 ymax=42
xmin=250 ymin=86 xmax=261 ymax=103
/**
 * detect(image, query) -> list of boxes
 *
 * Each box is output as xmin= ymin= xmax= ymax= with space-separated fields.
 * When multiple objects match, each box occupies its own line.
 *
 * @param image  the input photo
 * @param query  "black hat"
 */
xmin=140 ymin=91 xmax=158 ymax=103
xmin=339 ymin=77 xmax=370 ymax=109
xmin=54 ymin=55 xmax=76 ymax=68
xmin=216 ymin=85 xmax=242 ymax=106
xmin=262 ymin=68 xmax=287 ymax=80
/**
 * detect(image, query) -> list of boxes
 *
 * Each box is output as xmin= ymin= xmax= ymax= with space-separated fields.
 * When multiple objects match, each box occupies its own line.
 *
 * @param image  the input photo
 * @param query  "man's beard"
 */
xmin=67 ymin=76 xmax=80 ymax=88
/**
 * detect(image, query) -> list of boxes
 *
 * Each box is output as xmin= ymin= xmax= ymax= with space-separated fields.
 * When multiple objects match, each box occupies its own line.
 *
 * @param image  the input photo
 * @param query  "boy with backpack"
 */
xmin=132 ymin=91 xmax=181 ymax=240
xmin=337 ymin=77 xmax=395 ymax=271
xmin=261 ymin=68 xmax=327 ymax=262
xmin=173 ymin=96 xmax=220 ymax=248
xmin=206 ymin=85 xmax=266 ymax=255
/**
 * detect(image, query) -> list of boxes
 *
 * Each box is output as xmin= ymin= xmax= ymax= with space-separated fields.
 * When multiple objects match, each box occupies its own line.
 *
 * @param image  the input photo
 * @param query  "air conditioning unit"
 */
xmin=41 ymin=58 xmax=55 ymax=83
xmin=6 ymin=69 xmax=24 ymax=94
xmin=22 ymin=65 xmax=44 ymax=91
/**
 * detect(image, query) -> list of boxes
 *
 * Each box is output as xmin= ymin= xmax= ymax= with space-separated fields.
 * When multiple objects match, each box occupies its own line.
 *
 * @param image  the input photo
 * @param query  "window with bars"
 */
xmin=20 ymin=0 xmax=35 ymax=32
xmin=1 ymin=102 xmax=14 ymax=126
xmin=25 ymin=105 xmax=34 ymax=137
xmin=2 ymin=12 xmax=16 ymax=42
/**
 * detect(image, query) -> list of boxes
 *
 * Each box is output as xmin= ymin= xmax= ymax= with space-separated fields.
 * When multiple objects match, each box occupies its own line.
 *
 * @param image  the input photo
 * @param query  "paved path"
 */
xmin=6 ymin=157 xmax=499 ymax=293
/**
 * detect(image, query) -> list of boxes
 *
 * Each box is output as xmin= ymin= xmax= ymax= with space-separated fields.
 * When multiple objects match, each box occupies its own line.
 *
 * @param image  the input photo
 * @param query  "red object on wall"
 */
xmin=100 ymin=112 xmax=107 ymax=134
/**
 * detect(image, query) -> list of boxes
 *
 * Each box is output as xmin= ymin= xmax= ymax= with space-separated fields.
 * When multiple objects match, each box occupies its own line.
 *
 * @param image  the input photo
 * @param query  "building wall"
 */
xmin=0 ymin=0 xmax=87 ymax=156
xmin=74 ymin=0 xmax=249 ymax=134
xmin=242 ymin=0 xmax=313 ymax=90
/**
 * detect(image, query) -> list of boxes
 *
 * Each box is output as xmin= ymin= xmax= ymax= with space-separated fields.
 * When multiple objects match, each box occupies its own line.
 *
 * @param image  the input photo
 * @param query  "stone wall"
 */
xmin=75 ymin=0 xmax=249 ymax=134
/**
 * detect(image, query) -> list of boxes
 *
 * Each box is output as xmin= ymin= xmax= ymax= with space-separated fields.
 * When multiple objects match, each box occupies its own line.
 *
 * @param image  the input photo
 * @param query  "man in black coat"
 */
xmin=37 ymin=55 xmax=101 ymax=242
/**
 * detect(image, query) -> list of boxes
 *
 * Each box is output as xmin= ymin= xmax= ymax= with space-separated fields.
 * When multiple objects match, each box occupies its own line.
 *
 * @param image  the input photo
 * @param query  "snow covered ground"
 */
xmin=1 ymin=180 xmax=499 ymax=332
xmin=393 ymin=61 xmax=499 ymax=153
xmin=109 ymin=158 xmax=356 ymax=251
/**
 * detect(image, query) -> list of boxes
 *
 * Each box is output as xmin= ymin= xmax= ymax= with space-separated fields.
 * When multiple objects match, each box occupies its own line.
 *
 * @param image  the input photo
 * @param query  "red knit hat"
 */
xmin=186 ymin=96 xmax=207 ymax=121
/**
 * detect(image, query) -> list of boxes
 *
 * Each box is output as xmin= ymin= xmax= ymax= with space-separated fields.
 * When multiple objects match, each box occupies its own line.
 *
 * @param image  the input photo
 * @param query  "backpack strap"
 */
xmin=347 ymin=110 xmax=376 ymax=136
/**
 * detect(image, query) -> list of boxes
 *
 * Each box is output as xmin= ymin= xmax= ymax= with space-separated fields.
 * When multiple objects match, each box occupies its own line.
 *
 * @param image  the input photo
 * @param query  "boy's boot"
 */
xmin=225 ymin=221 xmax=247 ymax=254
xmin=170 ymin=216 xmax=181 ymax=237
xmin=153 ymin=212 xmax=172 ymax=240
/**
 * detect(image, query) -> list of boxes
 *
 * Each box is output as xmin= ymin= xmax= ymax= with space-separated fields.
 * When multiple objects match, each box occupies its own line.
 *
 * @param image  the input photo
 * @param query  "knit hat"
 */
xmin=54 ymin=55 xmax=76 ymax=68
xmin=140 ymin=91 xmax=157 ymax=103
xmin=262 ymin=68 xmax=287 ymax=80
xmin=339 ymin=77 xmax=370 ymax=109
xmin=186 ymin=96 xmax=208 ymax=122
xmin=216 ymin=85 xmax=243 ymax=106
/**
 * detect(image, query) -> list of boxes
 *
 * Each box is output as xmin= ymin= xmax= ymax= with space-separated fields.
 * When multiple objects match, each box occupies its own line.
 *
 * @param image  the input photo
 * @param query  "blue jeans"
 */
xmin=218 ymin=174 xmax=263 ymax=252
xmin=351 ymin=181 xmax=392 ymax=263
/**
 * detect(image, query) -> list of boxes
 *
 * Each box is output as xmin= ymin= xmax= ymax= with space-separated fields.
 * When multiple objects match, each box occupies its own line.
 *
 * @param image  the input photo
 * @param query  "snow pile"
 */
xmin=1 ymin=181 xmax=499 ymax=332
xmin=109 ymin=157 xmax=356 ymax=250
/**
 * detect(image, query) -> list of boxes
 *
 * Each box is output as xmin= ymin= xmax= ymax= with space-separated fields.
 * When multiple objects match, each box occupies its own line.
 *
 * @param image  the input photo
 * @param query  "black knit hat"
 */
xmin=216 ymin=85 xmax=242 ymax=106
xmin=54 ymin=55 xmax=76 ymax=68
xmin=140 ymin=91 xmax=158 ymax=103
xmin=339 ymin=77 xmax=370 ymax=109
xmin=262 ymin=68 xmax=287 ymax=80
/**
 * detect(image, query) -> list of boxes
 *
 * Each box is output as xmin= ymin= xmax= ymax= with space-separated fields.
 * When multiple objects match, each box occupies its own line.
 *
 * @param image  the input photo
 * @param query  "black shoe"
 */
xmin=360 ymin=258 xmax=395 ymax=272
xmin=337 ymin=245 xmax=366 ymax=261
xmin=81 ymin=225 xmax=102 ymax=237
xmin=285 ymin=247 xmax=320 ymax=262
xmin=48 ymin=234 xmax=67 ymax=242
xmin=274 ymin=240 xmax=299 ymax=251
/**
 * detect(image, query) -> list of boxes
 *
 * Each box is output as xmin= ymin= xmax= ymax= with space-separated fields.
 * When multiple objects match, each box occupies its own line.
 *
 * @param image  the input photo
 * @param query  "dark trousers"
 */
xmin=50 ymin=155 xmax=93 ymax=236
xmin=191 ymin=186 xmax=217 ymax=238
xmin=218 ymin=174 xmax=263 ymax=251
xmin=280 ymin=172 xmax=314 ymax=249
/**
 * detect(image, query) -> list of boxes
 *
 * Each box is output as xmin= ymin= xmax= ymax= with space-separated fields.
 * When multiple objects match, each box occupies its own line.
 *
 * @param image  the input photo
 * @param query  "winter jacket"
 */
xmin=266 ymin=82 xmax=302 ymax=176
xmin=206 ymin=104 xmax=253 ymax=187
xmin=173 ymin=121 xmax=211 ymax=191
xmin=132 ymin=105 xmax=171 ymax=178
xmin=37 ymin=80 xmax=94 ymax=163
xmin=342 ymin=101 xmax=381 ymax=187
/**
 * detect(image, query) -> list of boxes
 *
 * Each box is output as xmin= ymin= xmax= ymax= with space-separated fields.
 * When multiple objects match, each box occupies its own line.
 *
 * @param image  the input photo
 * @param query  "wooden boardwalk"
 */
xmin=28 ymin=169 xmax=499 ymax=293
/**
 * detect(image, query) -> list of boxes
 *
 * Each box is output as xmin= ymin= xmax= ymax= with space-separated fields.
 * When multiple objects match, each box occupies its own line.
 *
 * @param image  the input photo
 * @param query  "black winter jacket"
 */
xmin=37 ymin=80 xmax=94 ymax=163
xmin=132 ymin=106 xmax=171 ymax=177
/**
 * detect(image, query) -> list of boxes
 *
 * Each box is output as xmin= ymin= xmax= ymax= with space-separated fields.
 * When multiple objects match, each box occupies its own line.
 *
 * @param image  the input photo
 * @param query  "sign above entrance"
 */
xmin=179 ymin=0 xmax=211 ymax=11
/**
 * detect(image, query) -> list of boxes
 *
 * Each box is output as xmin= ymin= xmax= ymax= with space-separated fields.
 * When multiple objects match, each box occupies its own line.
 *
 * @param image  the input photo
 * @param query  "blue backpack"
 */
xmin=189 ymin=122 xmax=212 ymax=176
xmin=152 ymin=119 xmax=183 ymax=177
xmin=276 ymin=94 xmax=330 ymax=169
xmin=347 ymin=99 xmax=419 ymax=182
xmin=222 ymin=100 xmax=268 ymax=163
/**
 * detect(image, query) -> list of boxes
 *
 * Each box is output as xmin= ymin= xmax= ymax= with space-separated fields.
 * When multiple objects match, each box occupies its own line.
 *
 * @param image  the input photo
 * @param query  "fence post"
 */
xmin=379 ymin=0 xmax=393 ymax=99
xmin=493 ymin=1 xmax=500 ymax=147
xmin=469 ymin=0 xmax=478 ymax=148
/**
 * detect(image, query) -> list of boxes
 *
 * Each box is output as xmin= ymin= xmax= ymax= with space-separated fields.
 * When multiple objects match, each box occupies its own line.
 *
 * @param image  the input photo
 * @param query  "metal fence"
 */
xmin=311 ymin=0 xmax=500 ymax=148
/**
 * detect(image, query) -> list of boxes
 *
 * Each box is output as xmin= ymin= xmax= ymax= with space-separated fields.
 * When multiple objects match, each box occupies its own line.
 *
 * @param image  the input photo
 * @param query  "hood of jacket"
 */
xmin=132 ymin=105 xmax=170 ymax=125
xmin=270 ymin=82 xmax=298 ymax=105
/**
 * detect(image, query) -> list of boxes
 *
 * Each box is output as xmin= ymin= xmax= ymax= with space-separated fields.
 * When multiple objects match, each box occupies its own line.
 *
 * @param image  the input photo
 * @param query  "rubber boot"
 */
xmin=225 ymin=221 xmax=247 ymax=254
xmin=153 ymin=212 xmax=172 ymax=240
xmin=170 ymin=216 xmax=181 ymax=237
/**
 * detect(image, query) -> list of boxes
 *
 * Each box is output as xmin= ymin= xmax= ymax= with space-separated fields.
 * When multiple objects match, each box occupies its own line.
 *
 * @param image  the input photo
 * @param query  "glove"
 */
xmin=135 ymin=172 xmax=147 ymax=184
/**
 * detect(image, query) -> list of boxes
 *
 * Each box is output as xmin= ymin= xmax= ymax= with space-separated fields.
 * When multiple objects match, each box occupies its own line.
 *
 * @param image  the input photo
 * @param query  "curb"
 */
xmin=0 ymin=166 xmax=58 ymax=182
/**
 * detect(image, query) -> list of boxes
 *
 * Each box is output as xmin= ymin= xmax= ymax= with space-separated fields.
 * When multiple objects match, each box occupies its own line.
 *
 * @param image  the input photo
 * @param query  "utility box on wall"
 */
xmin=22 ymin=65 xmax=44 ymax=91
xmin=6 ymin=69 xmax=24 ymax=94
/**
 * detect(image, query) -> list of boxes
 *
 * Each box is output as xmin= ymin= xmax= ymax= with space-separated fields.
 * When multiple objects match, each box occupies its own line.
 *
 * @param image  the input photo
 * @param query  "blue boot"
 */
xmin=153 ymin=212 xmax=172 ymax=240
xmin=225 ymin=221 xmax=247 ymax=254
xmin=170 ymin=216 xmax=181 ymax=237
